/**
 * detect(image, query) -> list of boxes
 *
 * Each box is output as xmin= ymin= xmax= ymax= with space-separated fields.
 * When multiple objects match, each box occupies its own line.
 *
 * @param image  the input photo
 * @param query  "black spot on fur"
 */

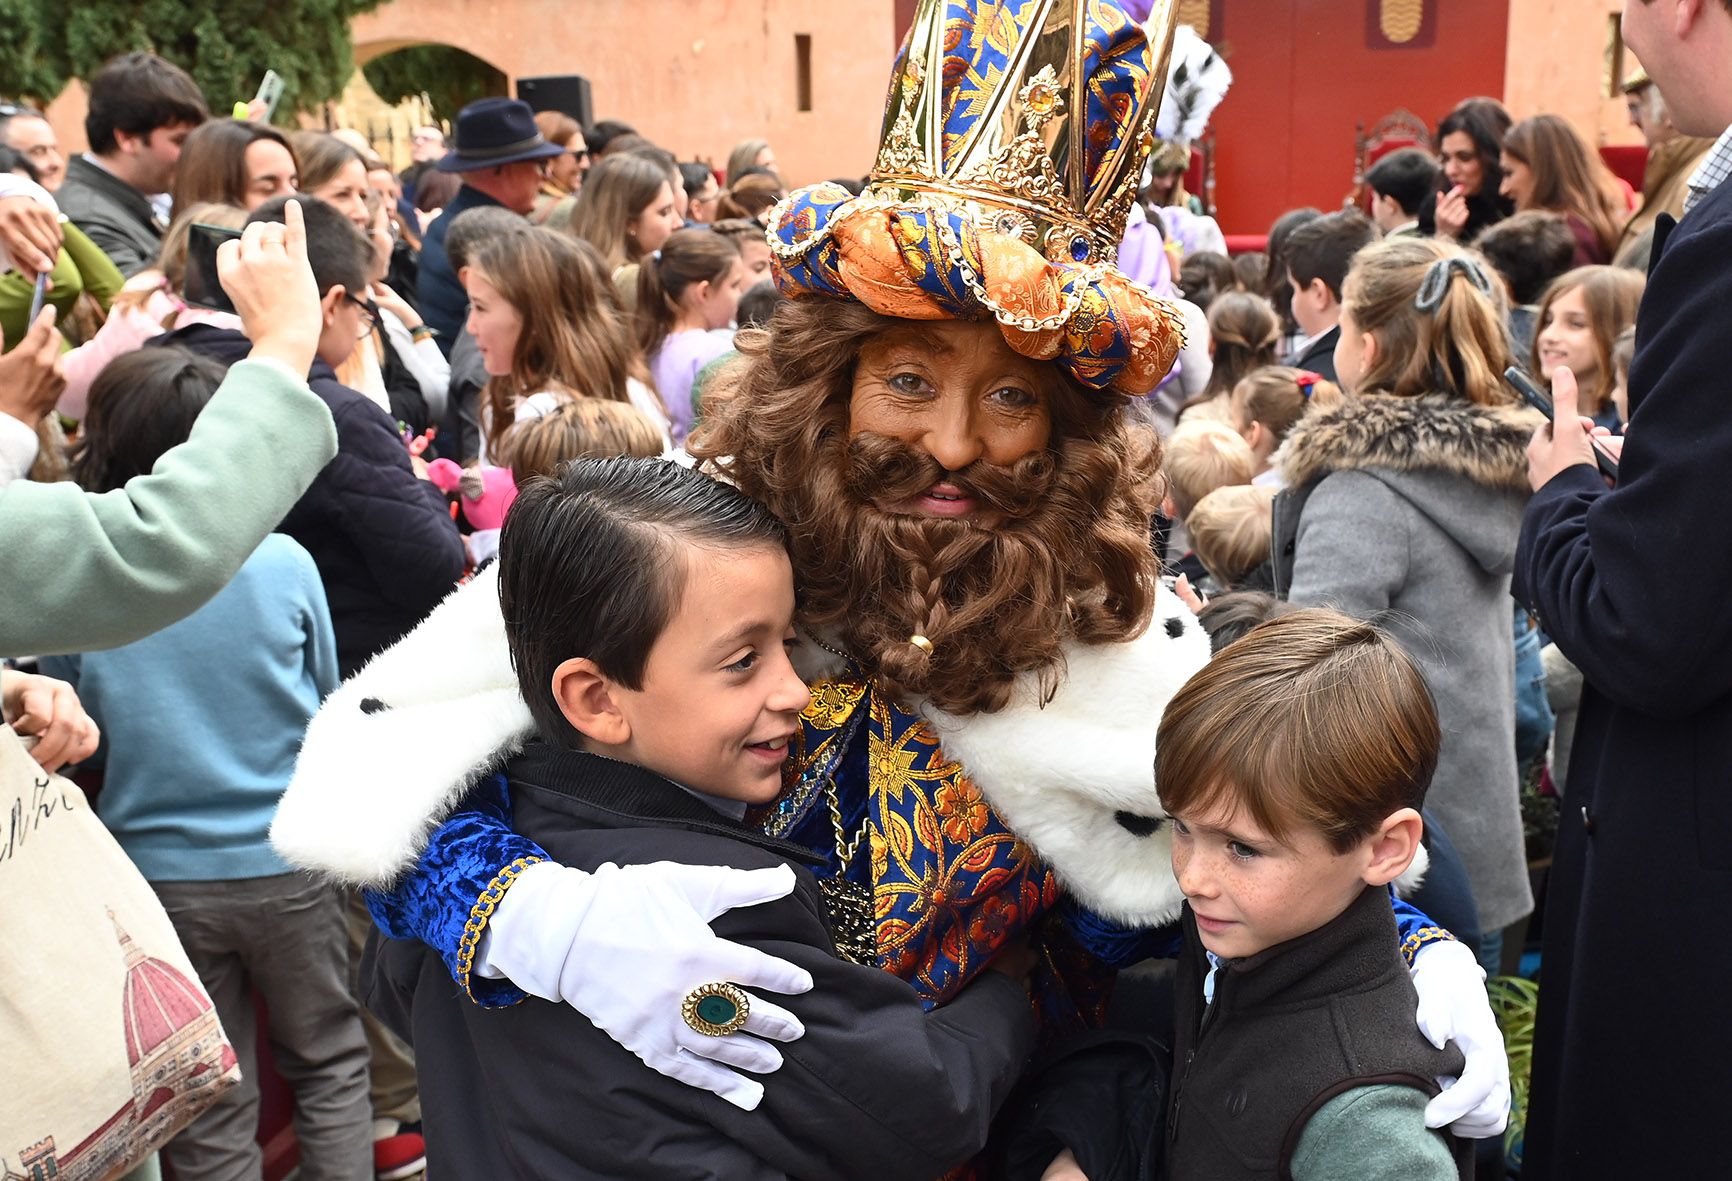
xmin=1165 ymin=616 xmax=1185 ymax=639
xmin=1115 ymin=811 xmax=1164 ymax=837
xmin=360 ymin=697 xmax=390 ymax=715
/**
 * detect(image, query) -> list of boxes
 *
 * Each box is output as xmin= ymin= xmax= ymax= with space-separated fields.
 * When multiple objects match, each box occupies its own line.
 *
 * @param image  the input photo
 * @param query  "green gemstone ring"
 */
xmin=681 ymin=981 xmax=751 ymax=1037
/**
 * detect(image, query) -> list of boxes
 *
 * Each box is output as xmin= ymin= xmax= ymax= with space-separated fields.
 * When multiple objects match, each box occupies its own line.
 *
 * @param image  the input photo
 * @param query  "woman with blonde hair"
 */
xmin=1530 ymin=265 xmax=1645 ymax=429
xmin=725 ymin=137 xmax=777 ymax=185
xmin=1273 ymin=235 xmax=1535 ymax=971
xmin=567 ymin=153 xmax=682 ymax=272
xmin=1500 ymin=115 xmax=1628 ymax=266
xmin=462 ymin=226 xmax=667 ymax=466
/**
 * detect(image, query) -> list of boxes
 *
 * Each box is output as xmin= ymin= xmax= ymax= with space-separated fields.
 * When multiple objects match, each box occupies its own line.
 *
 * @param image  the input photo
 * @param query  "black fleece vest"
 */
xmin=1164 ymin=887 xmax=1470 ymax=1181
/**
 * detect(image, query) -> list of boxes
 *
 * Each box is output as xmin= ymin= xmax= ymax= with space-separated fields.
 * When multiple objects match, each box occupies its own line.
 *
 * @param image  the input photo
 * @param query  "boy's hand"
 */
xmin=221 ymin=198 xmax=322 ymax=377
xmin=1410 ymin=939 xmax=1511 ymax=1137
xmin=478 ymin=859 xmax=815 ymax=1112
xmin=2 ymin=670 xmax=99 ymax=773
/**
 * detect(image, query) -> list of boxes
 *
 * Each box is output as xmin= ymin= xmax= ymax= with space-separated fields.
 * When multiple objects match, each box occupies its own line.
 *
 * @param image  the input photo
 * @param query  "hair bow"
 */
xmin=1413 ymin=255 xmax=1496 ymax=314
xmin=1294 ymin=369 xmax=1325 ymax=399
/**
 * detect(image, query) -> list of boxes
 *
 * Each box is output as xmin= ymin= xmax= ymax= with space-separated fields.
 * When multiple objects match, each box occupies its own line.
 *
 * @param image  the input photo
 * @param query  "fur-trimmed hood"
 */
xmin=1275 ymin=393 xmax=1541 ymax=576
xmin=1277 ymin=393 xmax=1540 ymax=494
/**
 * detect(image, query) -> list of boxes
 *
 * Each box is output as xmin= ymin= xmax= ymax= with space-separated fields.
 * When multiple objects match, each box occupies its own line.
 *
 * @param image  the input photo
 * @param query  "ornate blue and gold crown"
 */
xmin=768 ymin=0 xmax=1185 ymax=394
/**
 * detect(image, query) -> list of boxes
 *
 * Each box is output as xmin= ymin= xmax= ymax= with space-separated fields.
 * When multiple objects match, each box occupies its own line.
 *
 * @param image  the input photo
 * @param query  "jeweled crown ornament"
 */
xmin=768 ymin=0 xmax=1187 ymax=395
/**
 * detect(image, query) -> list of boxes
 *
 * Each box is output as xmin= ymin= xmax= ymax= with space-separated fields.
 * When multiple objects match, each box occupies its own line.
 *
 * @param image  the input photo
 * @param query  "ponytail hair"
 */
xmin=634 ymin=227 xmax=741 ymax=357
xmin=1231 ymin=365 xmax=1343 ymax=444
xmin=1203 ymin=291 xmax=1281 ymax=397
xmin=1341 ymin=237 xmax=1513 ymax=406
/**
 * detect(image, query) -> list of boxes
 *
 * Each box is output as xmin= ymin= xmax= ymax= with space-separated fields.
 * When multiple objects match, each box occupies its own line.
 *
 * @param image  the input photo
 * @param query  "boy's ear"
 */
xmin=551 ymin=656 xmax=631 ymax=746
xmin=1307 ymin=276 xmax=1338 ymax=311
xmin=320 ymin=284 xmax=346 ymax=329
xmin=1362 ymin=807 xmax=1424 ymax=887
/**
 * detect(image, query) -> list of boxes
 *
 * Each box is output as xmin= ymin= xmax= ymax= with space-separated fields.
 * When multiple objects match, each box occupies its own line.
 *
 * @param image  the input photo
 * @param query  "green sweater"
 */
xmin=0 ymin=223 xmax=125 ymax=350
xmin=0 ymin=357 xmax=338 ymax=656
xmin=1291 ymin=1084 xmax=1460 ymax=1180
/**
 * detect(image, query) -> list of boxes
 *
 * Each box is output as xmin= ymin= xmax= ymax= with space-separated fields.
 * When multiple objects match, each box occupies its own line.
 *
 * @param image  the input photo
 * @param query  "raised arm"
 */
xmin=0 ymin=204 xmax=335 ymax=655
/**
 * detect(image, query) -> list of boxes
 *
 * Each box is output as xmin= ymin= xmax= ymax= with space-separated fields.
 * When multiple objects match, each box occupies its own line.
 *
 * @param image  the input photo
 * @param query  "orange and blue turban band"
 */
xmin=766 ymin=183 xmax=1186 ymax=397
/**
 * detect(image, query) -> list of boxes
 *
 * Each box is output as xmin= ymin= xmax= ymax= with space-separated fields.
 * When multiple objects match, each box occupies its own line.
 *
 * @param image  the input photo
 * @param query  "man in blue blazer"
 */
xmin=1515 ymin=3 xmax=1732 ymax=1176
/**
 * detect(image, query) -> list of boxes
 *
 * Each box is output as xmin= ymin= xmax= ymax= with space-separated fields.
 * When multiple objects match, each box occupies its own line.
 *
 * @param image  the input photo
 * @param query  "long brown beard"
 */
xmin=789 ymin=422 xmax=1156 ymax=713
xmin=692 ymin=302 xmax=1162 ymax=715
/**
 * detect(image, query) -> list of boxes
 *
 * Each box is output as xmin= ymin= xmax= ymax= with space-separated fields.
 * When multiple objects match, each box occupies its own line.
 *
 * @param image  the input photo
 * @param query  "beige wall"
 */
xmin=352 ymin=0 xmax=898 ymax=186
xmin=1504 ymin=0 xmax=1644 ymax=146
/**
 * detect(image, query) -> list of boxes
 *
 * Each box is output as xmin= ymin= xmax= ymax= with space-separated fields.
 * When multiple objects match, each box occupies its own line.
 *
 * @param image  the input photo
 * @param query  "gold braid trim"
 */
xmin=1399 ymin=924 xmax=1458 ymax=970
xmin=456 ymin=855 xmax=545 ymax=1005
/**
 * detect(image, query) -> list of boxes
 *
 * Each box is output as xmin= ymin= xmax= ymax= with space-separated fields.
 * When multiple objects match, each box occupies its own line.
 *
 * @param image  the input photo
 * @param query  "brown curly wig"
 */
xmin=689 ymin=299 xmax=1163 ymax=715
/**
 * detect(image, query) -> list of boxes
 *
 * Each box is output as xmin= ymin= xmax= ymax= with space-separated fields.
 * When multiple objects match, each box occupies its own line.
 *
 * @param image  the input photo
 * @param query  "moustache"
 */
xmin=841 ymin=433 xmax=1056 ymax=520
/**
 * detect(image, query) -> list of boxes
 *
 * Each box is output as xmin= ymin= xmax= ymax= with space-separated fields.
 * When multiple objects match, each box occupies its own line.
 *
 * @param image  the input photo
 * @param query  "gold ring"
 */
xmin=908 ymin=634 xmax=934 ymax=654
xmin=681 ymin=981 xmax=750 ymax=1037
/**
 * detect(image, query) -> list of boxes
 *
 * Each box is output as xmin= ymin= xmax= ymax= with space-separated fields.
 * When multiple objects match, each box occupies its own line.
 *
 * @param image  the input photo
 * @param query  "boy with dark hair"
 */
xmin=365 ymin=457 xmax=1037 ymax=1179
xmin=57 ymin=51 xmax=209 ymax=274
xmin=1473 ymin=210 xmax=1577 ymax=357
xmin=1157 ymin=609 xmax=1471 ymax=1179
xmin=1284 ymin=210 xmax=1378 ymax=381
xmin=1367 ymin=148 xmax=1443 ymax=237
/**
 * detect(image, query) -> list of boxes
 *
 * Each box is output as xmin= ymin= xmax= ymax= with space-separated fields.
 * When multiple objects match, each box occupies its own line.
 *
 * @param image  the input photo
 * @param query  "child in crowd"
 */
xmin=1282 ymin=209 xmax=1379 ymax=382
xmin=1610 ymin=324 xmax=1635 ymax=426
xmin=636 ymin=226 xmax=747 ymax=445
xmin=1473 ymin=210 xmax=1577 ymax=359
xmin=44 ymin=347 xmax=372 ymax=1181
xmin=1160 ymin=419 xmax=1256 ymax=582
xmin=462 ymin=225 xmax=669 ymax=466
xmin=1186 ymin=483 xmax=1277 ymax=593
xmin=1366 ymin=148 xmax=1442 ymax=238
xmin=505 ymin=396 xmax=666 ymax=483
xmin=1155 ymin=609 xmax=1469 ymax=1179
xmin=1184 ymin=291 xmax=1279 ymax=420
xmin=1228 ymin=365 xmax=1342 ymax=481
xmin=1531 ymin=265 xmax=1645 ymax=431
xmin=736 ymin=278 xmax=782 ymax=329
xmin=364 ymin=458 xmax=1037 ymax=1179
xmin=1178 ymin=250 xmax=1238 ymax=313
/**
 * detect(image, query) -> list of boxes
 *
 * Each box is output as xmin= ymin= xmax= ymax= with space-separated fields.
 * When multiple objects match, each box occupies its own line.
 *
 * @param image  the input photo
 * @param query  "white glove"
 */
xmin=477 ymin=859 xmax=815 ymax=1111
xmin=1410 ymin=939 xmax=1511 ymax=1138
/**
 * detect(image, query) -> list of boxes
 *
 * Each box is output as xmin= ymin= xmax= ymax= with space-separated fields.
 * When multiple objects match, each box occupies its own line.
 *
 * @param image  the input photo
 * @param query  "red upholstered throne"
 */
xmin=1349 ymin=108 xmax=1434 ymax=210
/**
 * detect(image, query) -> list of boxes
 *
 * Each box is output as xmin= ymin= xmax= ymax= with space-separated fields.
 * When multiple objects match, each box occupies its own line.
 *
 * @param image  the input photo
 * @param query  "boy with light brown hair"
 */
xmin=1185 ymin=483 xmax=1276 ymax=591
xmin=1156 ymin=608 xmax=1472 ymax=1180
xmin=1162 ymin=419 xmax=1255 ymax=524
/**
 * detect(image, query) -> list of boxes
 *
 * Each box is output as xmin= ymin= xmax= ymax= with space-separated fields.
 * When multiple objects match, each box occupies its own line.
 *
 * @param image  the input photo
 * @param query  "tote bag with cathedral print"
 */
xmin=0 ymin=725 xmax=240 ymax=1181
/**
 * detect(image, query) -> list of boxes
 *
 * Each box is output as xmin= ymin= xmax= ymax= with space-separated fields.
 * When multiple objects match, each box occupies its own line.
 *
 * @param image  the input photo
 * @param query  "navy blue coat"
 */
xmin=156 ymin=325 xmax=465 ymax=676
xmin=417 ymin=184 xmax=506 ymax=357
xmin=1514 ymin=179 xmax=1732 ymax=1177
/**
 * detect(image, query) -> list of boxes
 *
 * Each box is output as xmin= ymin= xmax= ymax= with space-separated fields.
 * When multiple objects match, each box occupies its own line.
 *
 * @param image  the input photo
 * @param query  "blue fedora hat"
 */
xmin=436 ymin=97 xmax=567 ymax=173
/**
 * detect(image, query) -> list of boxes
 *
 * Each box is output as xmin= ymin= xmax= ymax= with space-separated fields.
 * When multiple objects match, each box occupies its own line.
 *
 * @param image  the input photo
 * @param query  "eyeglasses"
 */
xmin=345 ymin=294 xmax=380 ymax=339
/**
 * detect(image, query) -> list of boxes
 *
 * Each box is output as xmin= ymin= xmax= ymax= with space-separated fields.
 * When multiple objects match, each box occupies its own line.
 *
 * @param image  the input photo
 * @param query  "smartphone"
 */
xmin=1504 ymin=365 xmax=1619 ymax=481
xmin=253 ymin=70 xmax=285 ymax=122
xmin=183 ymin=223 xmax=243 ymax=313
xmin=26 ymin=270 xmax=49 ymax=323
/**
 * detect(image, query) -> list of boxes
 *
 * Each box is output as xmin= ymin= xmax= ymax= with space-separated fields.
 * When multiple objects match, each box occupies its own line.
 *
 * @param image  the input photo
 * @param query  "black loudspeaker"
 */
xmin=516 ymin=75 xmax=594 ymax=128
